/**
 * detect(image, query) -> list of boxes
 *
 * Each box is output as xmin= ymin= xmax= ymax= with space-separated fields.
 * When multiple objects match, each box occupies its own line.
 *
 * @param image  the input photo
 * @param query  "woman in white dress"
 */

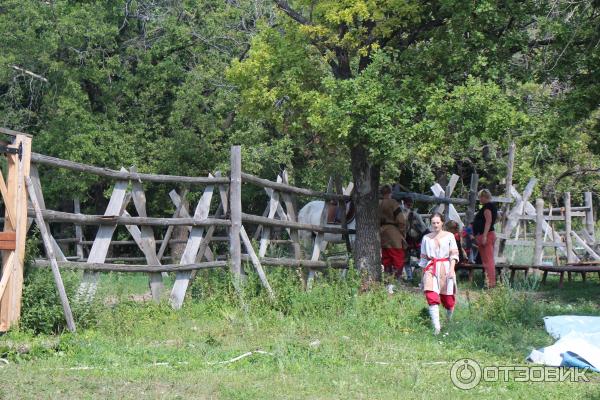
xmin=418 ymin=213 xmax=459 ymax=335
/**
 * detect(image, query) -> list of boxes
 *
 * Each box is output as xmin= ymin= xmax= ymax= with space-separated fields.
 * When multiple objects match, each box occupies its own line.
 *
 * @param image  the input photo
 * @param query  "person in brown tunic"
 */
xmin=379 ymin=185 xmax=408 ymax=293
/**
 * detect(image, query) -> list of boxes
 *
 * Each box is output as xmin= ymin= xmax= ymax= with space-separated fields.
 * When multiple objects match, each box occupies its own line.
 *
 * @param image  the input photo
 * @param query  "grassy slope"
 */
xmin=0 ymin=270 xmax=599 ymax=400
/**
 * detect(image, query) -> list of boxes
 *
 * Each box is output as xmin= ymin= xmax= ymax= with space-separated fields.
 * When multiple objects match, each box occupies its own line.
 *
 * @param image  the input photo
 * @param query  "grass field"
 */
xmin=0 ymin=266 xmax=599 ymax=399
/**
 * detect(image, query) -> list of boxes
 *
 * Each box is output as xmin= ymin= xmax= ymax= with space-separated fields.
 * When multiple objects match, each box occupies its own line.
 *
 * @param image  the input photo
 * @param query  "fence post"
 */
xmin=564 ymin=192 xmax=575 ymax=265
xmin=466 ymin=173 xmax=478 ymax=225
xmin=229 ymin=145 xmax=242 ymax=282
xmin=534 ymin=198 xmax=544 ymax=274
xmin=584 ymin=192 xmax=595 ymax=244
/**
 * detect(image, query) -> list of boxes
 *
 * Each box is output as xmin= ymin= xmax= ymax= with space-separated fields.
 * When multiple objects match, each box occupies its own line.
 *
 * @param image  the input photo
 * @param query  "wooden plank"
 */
xmin=26 ymin=176 xmax=75 ymax=332
xmin=27 ymin=208 xmax=230 ymax=227
xmin=0 ymin=253 xmax=15 ymax=306
xmin=504 ymin=179 xmax=537 ymax=235
xmin=0 ymin=134 xmax=31 ymax=331
xmin=76 ymin=172 xmax=129 ymax=302
xmin=431 ymin=181 xmax=463 ymax=227
xmin=392 ymin=190 xmax=469 ymax=206
xmin=281 ymin=170 xmax=304 ymax=287
xmin=0 ymin=232 xmax=16 ymax=241
xmin=0 ymin=242 xmax=16 ymax=250
xmin=571 ymin=231 xmax=600 ymax=260
xmin=307 ymin=177 xmax=334 ymax=288
xmin=0 ymin=172 xmax=16 ymax=227
xmin=30 ymin=153 xmax=227 ymax=185
xmin=564 ymin=193 xmax=576 ymax=263
xmin=34 ymin=259 xmax=228 ymax=272
xmin=170 ymin=180 xmax=214 ymax=309
xmin=240 ymin=225 xmax=274 ymax=299
xmin=130 ymin=167 xmax=163 ymax=301
xmin=229 ymin=146 xmax=242 ymax=283
xmin=73 ymin=198 xmax=85 ymax=260
xmin=259 ymin=175 xmax=284 ymax=257
xmin=241 ymin=172 xmax=349 ymax=201
xmin=584 ymin=192 xmax=595 ymax=244
xmin=28 ymin=165 xmax=67 ymax=261
xmin=466 ymin=173 xmax=478 ymax=225
xmin=521 ymin=197 xmax=578 ymax=261
xmin=534 ymin=198 xmax=544 ymax=268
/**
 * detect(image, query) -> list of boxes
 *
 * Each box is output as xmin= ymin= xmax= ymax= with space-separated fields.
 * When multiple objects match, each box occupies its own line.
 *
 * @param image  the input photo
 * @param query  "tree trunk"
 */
xmin=350 ymin=144 xmax=381 ymax=286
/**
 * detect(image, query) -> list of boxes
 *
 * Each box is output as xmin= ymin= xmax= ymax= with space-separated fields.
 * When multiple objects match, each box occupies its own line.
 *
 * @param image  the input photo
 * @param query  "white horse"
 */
xmin=297 ymin=200 xmax=356 ymax=248
xmin=297 ymin=200 xmax=429 ymax=251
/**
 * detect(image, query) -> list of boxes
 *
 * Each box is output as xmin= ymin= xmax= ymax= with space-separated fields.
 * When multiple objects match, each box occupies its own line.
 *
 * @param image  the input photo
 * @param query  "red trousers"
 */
xmin=425 ymin=291 xmax=455 ymax=310
xmin=476 ymin=231 xmax=496 ymax=288
xmin=382 ymin=248 xmax=406 ymax=278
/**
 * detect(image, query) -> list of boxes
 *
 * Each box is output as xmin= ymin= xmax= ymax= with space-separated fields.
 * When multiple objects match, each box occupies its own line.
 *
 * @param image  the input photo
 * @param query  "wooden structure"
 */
xmin=0 ymin=130 xmax=597 ymax=331
xmin=0 ymin=128 xmax=31 ymax=332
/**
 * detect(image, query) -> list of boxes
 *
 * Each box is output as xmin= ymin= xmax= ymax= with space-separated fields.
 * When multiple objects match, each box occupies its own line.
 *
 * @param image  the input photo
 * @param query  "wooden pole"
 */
xmin=229 ymin=146 xmax=242 ymax=282
xmin=240 ymin=226 xmax=274 ymax=299
xmin=498 ymin=142 xmax=515 ymax=258
xmin=0 ymin=133 xmax=31 ymax=332
xmin=466 ymin=173 xmax=478 ymax=225
xmin=444 ymin=183 xmax=451 ymax=222
xmin=533 ymin=198 xmax=544 ymax=273
xmin=584 ymin=192 xmax=595 ymax=244
xmin=73 ymin=198 xmax=85 ymax=260
xmin=25 ymin=177 xmax=75 ymax=332
xmin=564 ymin=192 xmax=576 ymax=263
xmin=30 ymin=153 xmax=226 ymax=185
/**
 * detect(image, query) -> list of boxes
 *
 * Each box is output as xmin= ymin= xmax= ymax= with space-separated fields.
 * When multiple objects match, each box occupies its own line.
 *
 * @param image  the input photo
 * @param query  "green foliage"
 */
xmin=20 ymin=268 xmax=101 ymax=335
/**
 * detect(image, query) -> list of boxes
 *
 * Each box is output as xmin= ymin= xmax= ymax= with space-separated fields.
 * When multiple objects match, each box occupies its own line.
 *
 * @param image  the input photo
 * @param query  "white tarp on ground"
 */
xmin=527 ymin=315 xmax=600 ymax=372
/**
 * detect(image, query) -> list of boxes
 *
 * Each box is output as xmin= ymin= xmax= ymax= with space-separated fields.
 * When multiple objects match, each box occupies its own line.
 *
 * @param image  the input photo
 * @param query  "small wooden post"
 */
xmin=229 ymin=146 xmax=242 ymax=282
xmin=584 ymin=192 xmax=595 ymax=244
xmin=533 ymin=198 xmax=544 ymax=274
xmin=26 ymin=177 xmax=75 ymax=332
xmin=564 ymin=192 xmax=575 ymax=264
xmin=73 ymin=198 xmax=85 ymax=261
xmin=466 ymin=173 xmax=478 ymax=225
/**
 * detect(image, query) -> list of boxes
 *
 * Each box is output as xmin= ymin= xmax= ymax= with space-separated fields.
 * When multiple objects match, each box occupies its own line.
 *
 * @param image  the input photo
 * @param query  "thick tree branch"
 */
xmin=274 ymin=0 xmax=311 ymax=26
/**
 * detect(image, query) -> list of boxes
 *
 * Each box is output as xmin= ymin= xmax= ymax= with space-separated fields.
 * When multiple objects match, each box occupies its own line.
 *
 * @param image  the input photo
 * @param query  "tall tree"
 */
xmin=230 ymin=0 xmax=550 ymax=283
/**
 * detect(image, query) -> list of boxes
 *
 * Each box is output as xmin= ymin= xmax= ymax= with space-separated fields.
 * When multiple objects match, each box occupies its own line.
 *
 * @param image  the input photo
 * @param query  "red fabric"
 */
xmin=425 ymin=290 xmax=455 ymax=310
xmin=381 ymin=248 xmax=406 ymax=269
xmin=423 ymin=257 xmax=450 ymax=277
xmin=476 ymin=231 xmax=496 ymax=288
xmin=382 ymin=248 xmax=406 ymax=278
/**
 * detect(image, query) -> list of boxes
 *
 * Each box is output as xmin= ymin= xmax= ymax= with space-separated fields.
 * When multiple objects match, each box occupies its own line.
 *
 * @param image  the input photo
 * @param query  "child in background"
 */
xmin=444 ymin=220 xmax=468 ymax=265
xmin=463 ymin=223 xmax=476 ymax=263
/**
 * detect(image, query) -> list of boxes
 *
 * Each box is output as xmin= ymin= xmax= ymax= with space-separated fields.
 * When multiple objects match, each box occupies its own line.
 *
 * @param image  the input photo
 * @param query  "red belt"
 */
xmin=424 ymin=257 xmax=449 ymax=277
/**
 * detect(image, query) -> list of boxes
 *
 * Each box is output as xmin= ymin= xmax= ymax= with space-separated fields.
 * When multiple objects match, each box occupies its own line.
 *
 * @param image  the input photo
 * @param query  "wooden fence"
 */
xmin=0 ymin=129 xmax=598 ymax=332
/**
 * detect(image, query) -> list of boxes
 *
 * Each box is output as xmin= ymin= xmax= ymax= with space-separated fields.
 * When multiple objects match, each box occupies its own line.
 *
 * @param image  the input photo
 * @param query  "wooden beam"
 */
xmin=170 ymin=180 xmax=215 ymax=309
xmin=229 ymin=146 xmax=242 ymax=282
xmin=34 ymin=259 xmax=227 ymax=272
xmin=26 ymin=177 xmax=75 ymax=332
xmin=30 ymin=153 xmax=227 ymax=185
xmin=533 ymin=198 xmax=544 ymax=271
xmin=29 ymin=208 xmax=230 ymax=227
xmin=0 ymin=134 xmax=31 ymax=331
xmin=241 ymin=172 xmax=349 ymax=201
xmin=564 ymin=193 xmax=576 ymax=263
xmin=76 ymin=173 xmax=129 ymax=302
xmin=584 ymin=192 xmax=595 ymax=244
xmin=240 ymin=225 xmax=274 ymax=299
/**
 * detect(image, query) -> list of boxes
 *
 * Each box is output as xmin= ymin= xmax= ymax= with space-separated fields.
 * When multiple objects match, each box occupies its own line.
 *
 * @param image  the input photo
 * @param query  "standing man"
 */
xmin=379 ymin=184 xmax=408 ymax=294
xmin=473 ymin=189 xmax=498 ymax=288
